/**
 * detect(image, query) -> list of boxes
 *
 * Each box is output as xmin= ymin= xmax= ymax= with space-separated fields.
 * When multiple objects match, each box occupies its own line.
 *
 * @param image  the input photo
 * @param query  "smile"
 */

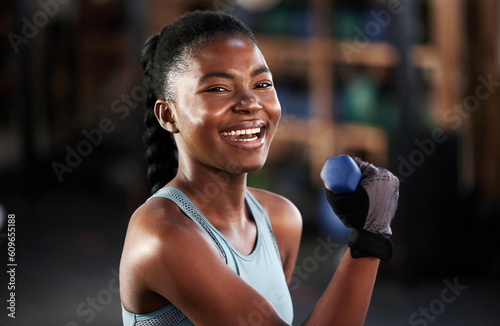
xmin=220 ymin=127 xmax=262 ymax=142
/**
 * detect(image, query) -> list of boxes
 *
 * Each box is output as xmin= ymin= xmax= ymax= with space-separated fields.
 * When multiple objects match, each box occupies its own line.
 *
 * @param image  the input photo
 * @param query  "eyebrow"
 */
xmin=251 ymin=66 xmax=271 ymax=77
xmin=198 ymin=66 xmax=271 ymax=84
xmin=199 ymin=72 xmax=234 ymax=84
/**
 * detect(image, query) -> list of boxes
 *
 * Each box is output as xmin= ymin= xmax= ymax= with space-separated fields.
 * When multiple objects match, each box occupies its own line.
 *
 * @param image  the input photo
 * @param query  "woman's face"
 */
xmin=169 ymin=34 xmax=281 ymax=174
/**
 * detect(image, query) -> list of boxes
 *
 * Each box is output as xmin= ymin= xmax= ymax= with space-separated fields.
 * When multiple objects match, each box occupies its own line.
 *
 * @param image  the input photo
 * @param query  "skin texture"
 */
xmin=120 ymin=34 xmax=380 ymax=325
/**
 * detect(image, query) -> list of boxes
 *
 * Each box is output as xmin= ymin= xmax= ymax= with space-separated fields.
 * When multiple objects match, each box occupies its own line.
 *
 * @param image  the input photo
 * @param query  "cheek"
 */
xmin=182 ymin=111 xmax=206 ymax=129
xmin=176 ymin=99 xmax=216 ymax=131
xmin=267 ymin=95 xmax=282 ymax=124
xmin=274 ymin=101 xmax=282 ymax=121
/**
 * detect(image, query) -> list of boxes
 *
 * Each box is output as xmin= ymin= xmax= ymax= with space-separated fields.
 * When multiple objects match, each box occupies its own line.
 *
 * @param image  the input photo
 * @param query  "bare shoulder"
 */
xmin=248 ymin=187 xmax=302 ymax=229
xmin=121 ymin=196 xmax=219 ymax=268
xmin=119 ymin=196 xmax=223 ymax=312
xmin=123 ymin=197 xmax=197 ymax=250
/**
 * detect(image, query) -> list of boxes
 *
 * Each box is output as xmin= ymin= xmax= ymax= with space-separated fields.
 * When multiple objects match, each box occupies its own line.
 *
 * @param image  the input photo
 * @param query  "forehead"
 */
xmin=189 ymin=34 xmax=267 ymax=76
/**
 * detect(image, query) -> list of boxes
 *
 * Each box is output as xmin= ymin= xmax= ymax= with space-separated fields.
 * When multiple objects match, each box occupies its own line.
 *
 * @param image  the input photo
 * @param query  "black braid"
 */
xmin=142 ymin=111 xmax=178 ymax=195
xmin=140 ymin=10 xmax=257 ymax=194
xmin=142 ymin=34 xmax=177 ymax=194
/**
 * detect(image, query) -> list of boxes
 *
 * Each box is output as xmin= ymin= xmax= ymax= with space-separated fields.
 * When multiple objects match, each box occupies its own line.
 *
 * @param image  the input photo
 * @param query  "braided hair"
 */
xmin=141 ymin=11 xmax=258 ymax=194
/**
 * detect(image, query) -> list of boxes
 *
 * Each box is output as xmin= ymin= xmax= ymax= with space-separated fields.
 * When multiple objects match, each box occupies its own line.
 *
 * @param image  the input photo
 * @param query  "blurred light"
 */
xmin=237 ymin=0 xmax=281 ymax=12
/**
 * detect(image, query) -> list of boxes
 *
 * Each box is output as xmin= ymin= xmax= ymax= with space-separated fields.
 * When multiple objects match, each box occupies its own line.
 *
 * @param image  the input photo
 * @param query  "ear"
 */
xmin=154 ymin=99 xmax=179 ymax=133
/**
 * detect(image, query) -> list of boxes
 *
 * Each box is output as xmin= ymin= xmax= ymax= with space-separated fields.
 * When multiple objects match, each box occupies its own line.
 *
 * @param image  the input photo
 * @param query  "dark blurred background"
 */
xmin=1 ymin=0 xmax=499 ymax=325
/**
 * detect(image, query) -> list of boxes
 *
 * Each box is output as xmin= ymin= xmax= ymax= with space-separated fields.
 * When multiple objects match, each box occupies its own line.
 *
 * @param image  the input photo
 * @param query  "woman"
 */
xmin=119 ymin=10 xmax=399 ymax=326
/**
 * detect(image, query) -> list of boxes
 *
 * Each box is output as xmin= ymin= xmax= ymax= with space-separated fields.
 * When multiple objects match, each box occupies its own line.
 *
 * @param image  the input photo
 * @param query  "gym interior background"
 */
xmin=1 ymin=0 xmax=499 ymax=325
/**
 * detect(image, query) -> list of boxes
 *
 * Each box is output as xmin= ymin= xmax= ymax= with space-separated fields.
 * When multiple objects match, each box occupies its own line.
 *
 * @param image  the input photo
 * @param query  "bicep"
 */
xmin=146 ymin=228 xmax=289 ymax=326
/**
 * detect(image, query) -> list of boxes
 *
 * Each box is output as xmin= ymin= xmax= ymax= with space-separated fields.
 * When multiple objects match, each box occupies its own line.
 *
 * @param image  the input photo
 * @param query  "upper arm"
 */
xmin=249 ymin=189 xmax=303 ymax=284
xmin=151 ymin=228 xmax=287 ymax=325
xmin=121 ymin=199 xmax=289 ymax=326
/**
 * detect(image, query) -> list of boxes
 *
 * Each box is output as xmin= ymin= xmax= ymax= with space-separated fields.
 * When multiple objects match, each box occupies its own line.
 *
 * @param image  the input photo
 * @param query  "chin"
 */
xmin=222 ymin=157 xmax=267 ymax=174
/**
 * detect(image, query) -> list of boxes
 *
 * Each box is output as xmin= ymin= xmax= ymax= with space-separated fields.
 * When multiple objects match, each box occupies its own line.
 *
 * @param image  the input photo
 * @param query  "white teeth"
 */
xmin=237 ymin=135 xmax=258 ymax=142
xmin=221 ymin=127 xmax=261 ymax=137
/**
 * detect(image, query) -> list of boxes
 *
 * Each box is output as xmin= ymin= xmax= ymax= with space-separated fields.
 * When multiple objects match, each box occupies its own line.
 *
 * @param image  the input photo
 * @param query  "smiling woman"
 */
xmin=154 ymin=32 xmax=281 ymax=175
xmin=119 ymin=10 xmax=399 ymax=326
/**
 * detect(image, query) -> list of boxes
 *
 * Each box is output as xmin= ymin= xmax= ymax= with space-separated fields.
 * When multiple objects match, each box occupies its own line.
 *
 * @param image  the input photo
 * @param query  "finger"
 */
xmin=352 ymin=157 xmax=379 ymax=175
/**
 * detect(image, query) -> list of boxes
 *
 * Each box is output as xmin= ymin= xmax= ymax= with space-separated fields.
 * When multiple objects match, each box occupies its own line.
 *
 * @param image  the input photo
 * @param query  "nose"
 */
xmin=233 ymin=91 xmax=262 ymax=114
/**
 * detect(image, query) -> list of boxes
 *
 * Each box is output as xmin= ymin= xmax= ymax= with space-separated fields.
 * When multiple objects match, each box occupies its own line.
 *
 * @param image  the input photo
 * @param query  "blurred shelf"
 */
xmin=259 ymin=35 xmax=439 ymax=71
xmin=256 ymin=35 xmax=310 ymax=65
xmin=411 ymin=44 xmax=440 ymax=71
xmin=331 ymin=40 xmax=399 ymax=67
xmin=142 ymin=0 xmax=465 ymax=186
xmin=270 ymin=117 xmax=388 ymax=186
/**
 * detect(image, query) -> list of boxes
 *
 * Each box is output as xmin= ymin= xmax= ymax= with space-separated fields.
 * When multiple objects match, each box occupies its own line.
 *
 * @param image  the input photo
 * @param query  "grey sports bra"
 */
xmin=121 ymin=187 xmax=294 ymax=325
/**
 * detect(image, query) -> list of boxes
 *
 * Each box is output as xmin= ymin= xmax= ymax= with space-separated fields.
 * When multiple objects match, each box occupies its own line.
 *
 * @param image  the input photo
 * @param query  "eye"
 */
xmin=206 ymin=86 xmax=228 ymax=93
xmin=255 ymin=82 xmax=273 ymax=89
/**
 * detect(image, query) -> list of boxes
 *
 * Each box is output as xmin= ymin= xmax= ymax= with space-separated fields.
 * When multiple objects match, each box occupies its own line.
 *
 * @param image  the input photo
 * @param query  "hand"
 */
xmin=323 ymin=158 xmax=400 ymax=260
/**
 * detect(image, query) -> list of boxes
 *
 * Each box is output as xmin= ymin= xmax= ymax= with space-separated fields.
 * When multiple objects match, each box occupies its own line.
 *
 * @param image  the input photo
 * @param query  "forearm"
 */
xmin=302 ymin=248 xmax=380 ymax=326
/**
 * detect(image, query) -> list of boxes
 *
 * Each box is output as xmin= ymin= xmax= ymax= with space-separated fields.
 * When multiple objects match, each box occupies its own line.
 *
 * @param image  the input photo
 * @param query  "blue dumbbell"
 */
xmin=320 ymin=155 xmax=361 ymax=194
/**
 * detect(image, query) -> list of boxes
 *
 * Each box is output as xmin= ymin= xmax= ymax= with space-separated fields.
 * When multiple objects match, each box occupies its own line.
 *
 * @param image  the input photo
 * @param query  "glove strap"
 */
xmin=348 ymin=228 xmax=393 ymax=261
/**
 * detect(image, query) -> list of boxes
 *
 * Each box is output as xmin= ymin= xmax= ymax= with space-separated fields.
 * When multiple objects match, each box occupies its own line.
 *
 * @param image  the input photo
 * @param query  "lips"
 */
xmin=219 ymin=122 xmax=266 ymax=147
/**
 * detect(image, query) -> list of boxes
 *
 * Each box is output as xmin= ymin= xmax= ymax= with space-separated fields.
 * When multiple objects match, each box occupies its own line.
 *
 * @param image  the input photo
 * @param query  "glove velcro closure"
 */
xmin=348 ymin=228 xmax=393 ymax=261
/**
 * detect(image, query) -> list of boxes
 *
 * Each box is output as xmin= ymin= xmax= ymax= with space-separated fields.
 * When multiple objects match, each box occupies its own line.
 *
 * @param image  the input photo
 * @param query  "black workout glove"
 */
xmin=324 ymin=158 xmax=399 ymax=261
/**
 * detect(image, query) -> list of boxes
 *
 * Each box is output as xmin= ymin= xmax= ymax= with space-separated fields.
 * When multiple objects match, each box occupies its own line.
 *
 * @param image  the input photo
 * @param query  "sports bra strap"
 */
xmin=245 ymin=191 xmax=281 ymax=261
xmin=150 ymin=187 xmax=227 ymax=263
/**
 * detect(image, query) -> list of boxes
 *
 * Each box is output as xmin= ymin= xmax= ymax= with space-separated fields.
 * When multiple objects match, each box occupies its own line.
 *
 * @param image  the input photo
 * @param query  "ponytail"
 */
xmin=141 ymin=34 xmax=178 ymax=194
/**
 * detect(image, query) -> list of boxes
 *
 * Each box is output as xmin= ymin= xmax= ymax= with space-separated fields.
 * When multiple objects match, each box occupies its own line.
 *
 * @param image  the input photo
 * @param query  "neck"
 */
xmin=169 ymin=161 xmax=249 ymax=223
